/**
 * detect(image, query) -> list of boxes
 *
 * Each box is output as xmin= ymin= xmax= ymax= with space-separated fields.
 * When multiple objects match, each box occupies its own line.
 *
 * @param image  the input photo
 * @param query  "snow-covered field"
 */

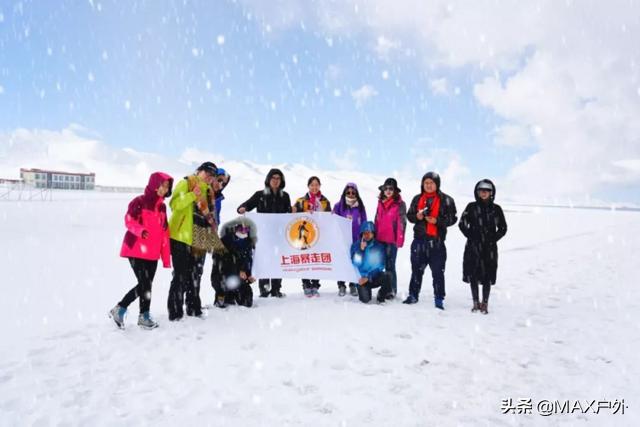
xmin=1 ymin=181 xmax=639 ymax=426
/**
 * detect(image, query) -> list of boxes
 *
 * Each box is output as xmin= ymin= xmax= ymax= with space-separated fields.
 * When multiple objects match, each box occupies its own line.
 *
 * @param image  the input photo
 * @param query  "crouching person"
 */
xmin=350 ymin=221 xmax=393 ymax=304
xmin=211 ymin=217 xmax=258 ymax=308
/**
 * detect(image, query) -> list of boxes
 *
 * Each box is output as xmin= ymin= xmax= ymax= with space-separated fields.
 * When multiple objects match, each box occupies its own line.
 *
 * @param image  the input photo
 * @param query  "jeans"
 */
xmin=408 ymin=239 xmax=447 ymax=300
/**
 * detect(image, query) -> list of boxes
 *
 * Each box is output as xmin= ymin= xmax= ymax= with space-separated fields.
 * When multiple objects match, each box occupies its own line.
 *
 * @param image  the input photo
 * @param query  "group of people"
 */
xmin=109 ymin=162 xmax=507 ymax=330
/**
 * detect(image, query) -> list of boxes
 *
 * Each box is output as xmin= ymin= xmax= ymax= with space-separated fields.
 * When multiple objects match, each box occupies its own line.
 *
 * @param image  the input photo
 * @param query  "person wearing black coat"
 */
xmin=237 ymin=168 xmax=291 ymax=297
xmin=459 ymin=179 xmax=507 ymax=314
xmin=403 ymin=172 xmax=457 ymax=309
xmin=211 ymin=217 xmax=257 ymax=308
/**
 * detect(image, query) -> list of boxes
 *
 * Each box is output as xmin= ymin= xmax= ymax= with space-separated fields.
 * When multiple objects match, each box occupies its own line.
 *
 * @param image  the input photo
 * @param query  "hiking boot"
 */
xmin=271 ymin=290 xmax=286 ymax=298
xmin=109 ymin=305 xmax=127 ymax=329
xmin=138 ymin=312 xmax=159 ymax=329
xmin=259 ymin=290 xmax=270 ymax=298
xmin=349 ymin=285 xmax=358 ymax=296
xmin=435 ymin=297 xmax=445 ymax=310
xmin=402 ymin=295 xmax=418 ymax=305
xmin=338 ymin=286 xmax=346 ymax=297
xmin=480 ymin=302 xmax=489 ymax=315
xmin=471 ymin=301 xmax=481 ymax=313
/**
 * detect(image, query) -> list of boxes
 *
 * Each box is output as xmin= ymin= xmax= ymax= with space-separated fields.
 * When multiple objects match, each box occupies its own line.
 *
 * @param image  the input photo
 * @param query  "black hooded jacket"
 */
xmin=406 ymin=173 xmax=458 ymax=241
xmin=237 ymin=168 xmax=292 ymax=214
xmin=458 ymin=179 xmax=507 ymax=285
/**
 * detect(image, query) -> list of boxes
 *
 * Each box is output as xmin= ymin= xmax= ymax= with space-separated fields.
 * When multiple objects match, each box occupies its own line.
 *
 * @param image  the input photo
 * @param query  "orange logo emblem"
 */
xmin=286 ymin=216 xmax=319 ymax=250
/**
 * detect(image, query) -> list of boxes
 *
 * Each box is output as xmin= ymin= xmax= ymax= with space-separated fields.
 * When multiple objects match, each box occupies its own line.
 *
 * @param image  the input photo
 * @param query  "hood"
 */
xmin=421 ymin=172 xmax=440 ymax=192
xmin=359 ymin=221 xmax=376 ymax=236
xmin=474 ymin=179 xmax=496 ymax=203
xmin=144 ymin=172 xmax=173 ymax=200
xmin=264 ymin=168 xmax=286 ymax=190
xmin=219 ymin=216 xmax=258 ymax=247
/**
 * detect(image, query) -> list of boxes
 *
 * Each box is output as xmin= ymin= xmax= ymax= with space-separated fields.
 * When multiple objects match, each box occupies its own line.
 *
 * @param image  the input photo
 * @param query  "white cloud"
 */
xmin=330 ymin=148 xmax=358 ymax=170
xmin=240 ymin=0 xmax=640 ymax=200
xmin=374 ymin=35 xmax=401 ymax=60
xmin=351 ymin=84 xmax=378 ymax=107
xmin=0 ymin=126 xmax=224 ymax=186
xmin=404 ymin=141 xmax=472 ymax=196
xmin=429 ymin=78 xmax=448 ymax=96
xmin=493 ymin=124 xmax=534 ymax=148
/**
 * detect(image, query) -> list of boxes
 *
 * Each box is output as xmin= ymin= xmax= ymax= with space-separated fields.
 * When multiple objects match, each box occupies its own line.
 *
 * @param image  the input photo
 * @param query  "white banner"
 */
xmin=247 ymin=212 xmax=360 ymax=282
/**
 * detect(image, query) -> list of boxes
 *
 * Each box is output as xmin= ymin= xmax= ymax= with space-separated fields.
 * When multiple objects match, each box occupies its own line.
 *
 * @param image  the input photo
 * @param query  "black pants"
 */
xmin=357 ymin=271 xmax=392 ymax=303
xmin=408 ymin=239 xmax=447 ymax=300
xmin=216 ymin=281 xmax=254 ymax=307
xmin=258 ymin=278 xmax=282 ymax=296
xmin=119 ymin=258 xmax=158 ymax=313
xmin=168 ymin=239 xmax=202 ymax=320
xmin=189 ymin=251 xmax=206 ymax=315
xmin=301 ymin=279 xmax=320 ymax=290
xmin=470 ymin=280 xmax=491 ymax=303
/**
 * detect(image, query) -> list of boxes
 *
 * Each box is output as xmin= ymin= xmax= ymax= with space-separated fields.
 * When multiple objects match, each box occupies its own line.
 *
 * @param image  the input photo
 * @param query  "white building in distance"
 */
xmin=20 ymin=168 xmax=96 ymax=190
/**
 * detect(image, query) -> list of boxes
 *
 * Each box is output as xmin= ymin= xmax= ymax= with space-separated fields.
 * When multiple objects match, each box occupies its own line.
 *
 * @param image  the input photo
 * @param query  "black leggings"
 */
xmin=470 ymin=280 xmax=491 ymax=303
xmin=119 ymin=258 xmax=158 ymax=313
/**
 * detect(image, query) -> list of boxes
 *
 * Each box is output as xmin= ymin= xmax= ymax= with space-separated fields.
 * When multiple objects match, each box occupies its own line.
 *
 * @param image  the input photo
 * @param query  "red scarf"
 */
xmin=309 ymin=191 xmax=322 ymax=212
xmin=382 ymin=197 xmax=395 ymax=210
xmin=418 ymin=192 xmax=441 ymax=238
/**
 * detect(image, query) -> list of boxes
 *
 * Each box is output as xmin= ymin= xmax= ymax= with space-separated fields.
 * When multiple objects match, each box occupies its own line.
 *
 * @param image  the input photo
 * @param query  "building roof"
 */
xmin=20 ymin=168 xmax=95 ymax=177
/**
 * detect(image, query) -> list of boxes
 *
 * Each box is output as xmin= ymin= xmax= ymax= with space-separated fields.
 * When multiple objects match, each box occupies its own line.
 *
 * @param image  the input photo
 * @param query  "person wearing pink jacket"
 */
xmin=374 ymin=178 xmax=407 ymax=298
xmin=109 ymin=172 xmax=173 ymax=330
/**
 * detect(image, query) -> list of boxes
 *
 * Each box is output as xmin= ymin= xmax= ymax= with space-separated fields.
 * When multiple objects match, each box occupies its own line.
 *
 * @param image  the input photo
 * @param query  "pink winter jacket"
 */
xmin=119 ymin=172 xmax=173 ymax=267
xmin=374 ymin=197 xmax=407 ymax=248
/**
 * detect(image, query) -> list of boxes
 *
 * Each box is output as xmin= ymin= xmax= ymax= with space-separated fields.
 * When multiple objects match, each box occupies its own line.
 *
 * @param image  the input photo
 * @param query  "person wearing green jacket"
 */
xmin=167 ymin=161 xmax=217 ymax=321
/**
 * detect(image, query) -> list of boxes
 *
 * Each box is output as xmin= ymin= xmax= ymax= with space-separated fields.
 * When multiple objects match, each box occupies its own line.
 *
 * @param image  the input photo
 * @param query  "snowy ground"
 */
xmin=1 ymin=189 xmax=639 ymax=426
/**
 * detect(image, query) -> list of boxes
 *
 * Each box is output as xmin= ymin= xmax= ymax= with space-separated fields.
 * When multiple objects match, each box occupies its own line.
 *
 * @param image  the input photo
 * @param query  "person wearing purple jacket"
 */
xmin=332 ymin=183 xmax=367 ymax=296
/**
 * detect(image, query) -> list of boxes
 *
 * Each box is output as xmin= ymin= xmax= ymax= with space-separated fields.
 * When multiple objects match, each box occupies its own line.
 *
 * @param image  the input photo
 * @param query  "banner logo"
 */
xmin=286 ymin=216 xmax=319 ymax=250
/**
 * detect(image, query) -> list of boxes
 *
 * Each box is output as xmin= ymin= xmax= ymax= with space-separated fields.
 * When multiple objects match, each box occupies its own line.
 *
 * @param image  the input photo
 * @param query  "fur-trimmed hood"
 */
xmin=219 ymin=216 xmax=258 ymax=247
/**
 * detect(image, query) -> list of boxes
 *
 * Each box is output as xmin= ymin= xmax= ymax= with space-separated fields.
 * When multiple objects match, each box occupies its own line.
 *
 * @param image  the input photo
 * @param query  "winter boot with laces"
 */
xmin=138 ymin=312 xmax=159 ymax=329
xmin=109 ymin=304 xmax=127 ymax=329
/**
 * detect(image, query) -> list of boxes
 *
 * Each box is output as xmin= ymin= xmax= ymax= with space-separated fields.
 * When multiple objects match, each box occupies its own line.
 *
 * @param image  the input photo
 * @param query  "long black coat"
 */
xmin=458 ymin=179 xmax=507 ymax=285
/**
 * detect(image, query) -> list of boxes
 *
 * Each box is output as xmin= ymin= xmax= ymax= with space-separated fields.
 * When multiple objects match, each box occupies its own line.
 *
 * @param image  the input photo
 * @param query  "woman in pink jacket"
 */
xmin=374 ymin=178 xmax=407 ymax=298
xmin=109 ymin=172 xmax=173 ymax=330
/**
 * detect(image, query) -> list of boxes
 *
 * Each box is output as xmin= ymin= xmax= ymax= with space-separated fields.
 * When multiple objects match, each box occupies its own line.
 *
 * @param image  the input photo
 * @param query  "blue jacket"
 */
xmin=214 ymin=193 xmax=224 ymax=225
xmin=350 ymin=238 xmax=386 ymax=280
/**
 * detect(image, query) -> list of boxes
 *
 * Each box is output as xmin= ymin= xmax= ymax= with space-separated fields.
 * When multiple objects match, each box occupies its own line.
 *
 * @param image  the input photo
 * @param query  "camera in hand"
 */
xmin=421 ymin=198 xmax=434 ymax=217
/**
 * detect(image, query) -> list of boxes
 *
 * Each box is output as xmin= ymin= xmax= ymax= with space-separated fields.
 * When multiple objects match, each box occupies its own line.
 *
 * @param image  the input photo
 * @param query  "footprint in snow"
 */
xmin=370 ymin=347 xmax=396 ymax=358
xmin=395 ymin=333 xmax=412 ymax=340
